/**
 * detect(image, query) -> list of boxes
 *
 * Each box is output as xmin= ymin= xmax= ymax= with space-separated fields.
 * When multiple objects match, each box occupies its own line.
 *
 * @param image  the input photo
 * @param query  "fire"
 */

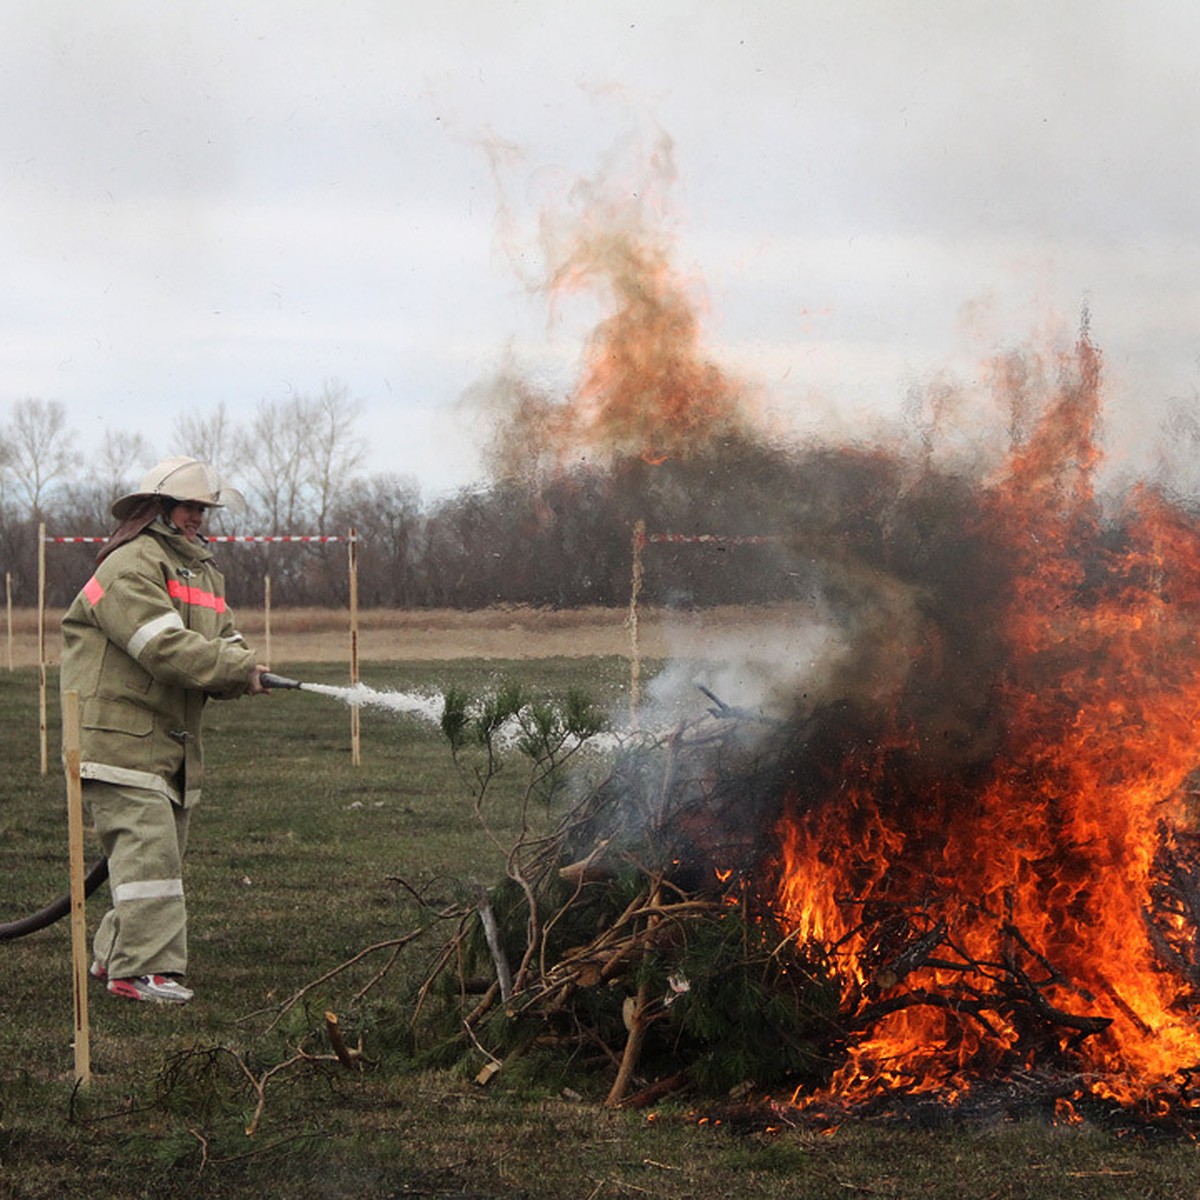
xmin=482 ymin=147 xmax=1200 ymax=1115
xmin=486 ymin=145 xmax=758 ymax=482
xmin=549 ymin=230 xmax=751 ymax=467
xmin=774 ymin=331 xmax=1200 ymax=1108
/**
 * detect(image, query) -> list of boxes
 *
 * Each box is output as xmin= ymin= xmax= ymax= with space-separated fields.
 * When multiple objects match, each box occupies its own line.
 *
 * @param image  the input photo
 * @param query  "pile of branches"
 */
xmin=275 ymin=684 xmax=1200 ymax=1120
xmin=377 ymin=684 xmax=843 ymax=1106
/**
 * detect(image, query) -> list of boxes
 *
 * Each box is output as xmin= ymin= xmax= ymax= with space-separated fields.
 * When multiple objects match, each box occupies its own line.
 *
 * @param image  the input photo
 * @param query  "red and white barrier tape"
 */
xmin=45 ymin=534 xmax=355 ymax=544
xmin=641 ymin=532 xmax=786 ymax=545
xmin=209 ymin=535 xmax=353 ymax=543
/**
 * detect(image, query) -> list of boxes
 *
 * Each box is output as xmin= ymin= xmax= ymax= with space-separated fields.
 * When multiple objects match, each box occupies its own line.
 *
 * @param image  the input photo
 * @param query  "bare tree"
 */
xmin=333 ymin=473 xmax=422 ymax=605
xmin=235 ymin=382 xmax=363 ymax=536
xmin=0 ymin=436 xmax=13 ymax=513
xmin=306 ymin=381 xmax=365 ymax=535
xmin=98 ymin=428 xmax=156 ymax=498
xmin=1 ymin=398 xmax=79 ymax=522
xmin=171 ymin=401 xmax=239 ymax=472
xmin=60 ymin=428 xmax=157 ymax=532
xmin=236 ymin=397 xmax=314 ymax=533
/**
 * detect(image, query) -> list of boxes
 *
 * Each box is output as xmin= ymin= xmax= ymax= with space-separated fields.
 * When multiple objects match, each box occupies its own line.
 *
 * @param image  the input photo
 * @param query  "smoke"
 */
xmin=480 ymin=127 xmax=761 ymax=486
xmin=640 ymin=615 xmax=848 ymax=729
xmin=467 ymin=134 xmax=1200 ymax=800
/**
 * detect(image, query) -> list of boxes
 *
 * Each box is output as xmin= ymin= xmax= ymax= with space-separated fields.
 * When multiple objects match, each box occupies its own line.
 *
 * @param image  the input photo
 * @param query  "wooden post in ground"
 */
xmin=38 ymin=522 xmax=48 ymax=774
xmin=348 ymin=528 xmax=360 ymax=766
xmin=628 ymin=520 xmax=646 ymax=731
xmin=263 ymin=574 xmax=272 ymax=668
xmin=6 ymin=571 xmax=13 ymax=672
xmin=63 ymin=688 xmax=91 ymax=1087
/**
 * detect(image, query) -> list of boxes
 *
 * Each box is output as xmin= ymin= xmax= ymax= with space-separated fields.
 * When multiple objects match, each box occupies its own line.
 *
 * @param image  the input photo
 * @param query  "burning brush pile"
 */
xmin=392 ymin=333 xmax=1200 ymax=1126
xmin=765 ymin=332 xmax=1200 ymax=1126
xmin=385 ymin=161 xmax=1200 ymax=1128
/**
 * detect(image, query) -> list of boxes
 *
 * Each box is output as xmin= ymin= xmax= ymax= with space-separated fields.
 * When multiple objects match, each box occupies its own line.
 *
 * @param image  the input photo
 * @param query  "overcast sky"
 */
xmin=2 ymin=0 xmax=1198 ymax=499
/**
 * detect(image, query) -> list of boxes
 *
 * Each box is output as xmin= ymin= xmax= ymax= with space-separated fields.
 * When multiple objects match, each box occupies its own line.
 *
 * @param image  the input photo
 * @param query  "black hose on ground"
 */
xmin=0 ymin=857 xmax=109 ymax=941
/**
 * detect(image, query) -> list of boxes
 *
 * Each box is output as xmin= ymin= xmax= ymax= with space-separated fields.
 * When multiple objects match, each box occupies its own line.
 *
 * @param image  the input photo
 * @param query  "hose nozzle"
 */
xmin=260 ymin=671 xmax=305 ymax=690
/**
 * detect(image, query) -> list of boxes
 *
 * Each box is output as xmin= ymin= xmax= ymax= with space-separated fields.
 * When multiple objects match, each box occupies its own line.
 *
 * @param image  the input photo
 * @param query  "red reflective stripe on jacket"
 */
xmin=166 ymin=579 xmax=227 ymax=612
xmin=83 ymin=576 xmax=104 ymax=605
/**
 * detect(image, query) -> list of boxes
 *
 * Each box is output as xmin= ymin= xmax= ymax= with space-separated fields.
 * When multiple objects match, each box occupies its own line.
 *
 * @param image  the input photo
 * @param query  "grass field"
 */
xmin=3 ymin=657 xmax=1200 ymax=1199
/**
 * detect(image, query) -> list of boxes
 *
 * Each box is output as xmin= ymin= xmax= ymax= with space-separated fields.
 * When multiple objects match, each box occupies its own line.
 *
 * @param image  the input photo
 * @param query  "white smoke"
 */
xmin=638 ymin=613 xmax=849 ymax=731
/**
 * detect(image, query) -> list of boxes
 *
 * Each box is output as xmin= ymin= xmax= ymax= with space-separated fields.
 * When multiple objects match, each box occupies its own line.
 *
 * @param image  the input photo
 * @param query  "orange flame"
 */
xmin=775 ymin=331 xmax=1200 ymax=1108
xmin=485 ymin=166 xmax=758 ymax=482
xmin=548 ymin=230 xmax=751 ymax=466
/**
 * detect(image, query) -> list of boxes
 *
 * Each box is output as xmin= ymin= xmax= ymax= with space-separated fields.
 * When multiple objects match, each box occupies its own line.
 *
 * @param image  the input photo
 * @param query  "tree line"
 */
xmin=2 ymin=390 xmax=870 ymax=613
xmin=17 ymin=382 xmax=1178 ymax=617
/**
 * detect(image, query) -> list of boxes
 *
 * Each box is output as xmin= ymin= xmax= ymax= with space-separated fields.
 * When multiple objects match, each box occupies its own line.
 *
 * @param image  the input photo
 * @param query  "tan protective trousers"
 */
xmin=84 ymin=780 xmax=191 ymax=979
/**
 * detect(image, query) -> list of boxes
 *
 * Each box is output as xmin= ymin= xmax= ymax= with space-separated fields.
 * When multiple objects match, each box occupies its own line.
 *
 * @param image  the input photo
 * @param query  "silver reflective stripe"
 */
xmin=127 ymin=610 xmax=185 ymax=661
xmin=113 ymin=878 xmax=184 ymax=903
xmin=80 ymin=763 xmax=181 ymax=805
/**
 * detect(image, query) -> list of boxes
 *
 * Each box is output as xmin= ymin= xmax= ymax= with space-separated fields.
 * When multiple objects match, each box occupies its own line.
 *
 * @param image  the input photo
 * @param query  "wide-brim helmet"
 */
xmin=111 ymin=455 xmax=246 ymax=521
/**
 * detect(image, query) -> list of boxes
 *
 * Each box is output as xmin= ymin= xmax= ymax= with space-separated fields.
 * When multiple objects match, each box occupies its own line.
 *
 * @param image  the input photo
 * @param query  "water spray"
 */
xmin=262 ymin=671 xmax=445 ymax=722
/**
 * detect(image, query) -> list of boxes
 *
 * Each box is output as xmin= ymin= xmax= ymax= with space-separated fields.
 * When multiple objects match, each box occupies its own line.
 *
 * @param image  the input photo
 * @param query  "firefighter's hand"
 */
xmin=247 ymin=665 xmax=271 ymax=696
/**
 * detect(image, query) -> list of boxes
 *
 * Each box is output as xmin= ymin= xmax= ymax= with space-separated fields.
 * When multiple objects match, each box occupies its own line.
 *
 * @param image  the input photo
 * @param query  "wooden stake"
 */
xmin=6 ymin=570 xmax=12 ymax=672
xmin=263 ymin=574 xmax=272 ymax=668
xmin=63 ymin=689 xmax=91 ymax=1087
xmin=348 ymin=528 xmax=360 ymax=766
xmin=628 ymin=519 xmax=645 ymax=731
xmin=38 ymin=522 xmax=47 ymax=775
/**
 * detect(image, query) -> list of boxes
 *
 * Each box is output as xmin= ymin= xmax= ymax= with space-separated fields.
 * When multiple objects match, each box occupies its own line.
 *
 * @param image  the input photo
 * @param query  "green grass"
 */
xmin=3 ymin=662 xmax=1200 ymax=1199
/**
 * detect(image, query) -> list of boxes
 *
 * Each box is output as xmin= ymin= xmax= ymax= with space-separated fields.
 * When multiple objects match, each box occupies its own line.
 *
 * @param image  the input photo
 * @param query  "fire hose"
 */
xmin=0 ymin=857 xmax=110 ymax=941
xmin=0 ymin=672 xmax=312 ymax=942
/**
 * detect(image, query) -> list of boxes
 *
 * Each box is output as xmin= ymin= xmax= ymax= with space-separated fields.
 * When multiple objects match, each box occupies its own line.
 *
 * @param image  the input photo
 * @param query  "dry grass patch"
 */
xmin=13 ymin=602 xmax=822 ymax=667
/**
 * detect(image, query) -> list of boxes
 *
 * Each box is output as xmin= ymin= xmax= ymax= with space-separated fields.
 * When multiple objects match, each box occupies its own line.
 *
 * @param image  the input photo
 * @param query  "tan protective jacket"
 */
xmin=60 ymin=521 xmax=256 ymax=807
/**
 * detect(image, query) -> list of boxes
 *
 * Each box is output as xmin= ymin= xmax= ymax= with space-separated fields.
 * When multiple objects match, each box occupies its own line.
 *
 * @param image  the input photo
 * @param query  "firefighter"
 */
xmin=60 ymin=456 xmax=269 ymax=1004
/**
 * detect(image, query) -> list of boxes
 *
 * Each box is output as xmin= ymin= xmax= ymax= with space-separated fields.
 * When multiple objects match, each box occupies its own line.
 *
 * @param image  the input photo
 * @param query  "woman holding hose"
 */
xmin=60 ymin=456 xmax=269 ymax=1004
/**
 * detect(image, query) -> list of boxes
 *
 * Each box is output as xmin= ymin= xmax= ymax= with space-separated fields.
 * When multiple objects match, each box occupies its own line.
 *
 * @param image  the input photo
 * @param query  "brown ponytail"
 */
xmin=95 ymin=498 xmax=172 ymax=564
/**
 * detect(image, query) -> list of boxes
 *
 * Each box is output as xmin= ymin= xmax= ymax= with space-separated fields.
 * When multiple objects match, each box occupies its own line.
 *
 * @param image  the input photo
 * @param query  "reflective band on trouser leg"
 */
xmin=84 ymin=780 xmax=190 ymax=979
xmin=113 ymin=878 xmax=185 ymax=903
